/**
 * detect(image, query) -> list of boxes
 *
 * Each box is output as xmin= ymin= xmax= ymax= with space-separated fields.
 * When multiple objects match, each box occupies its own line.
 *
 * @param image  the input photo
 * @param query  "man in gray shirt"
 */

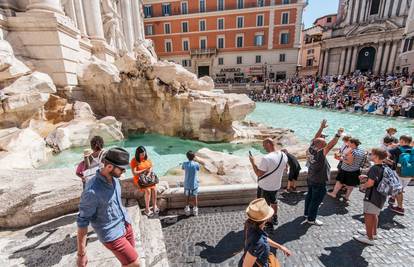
xmin=304 ymin=120 xmax=343 ymax=226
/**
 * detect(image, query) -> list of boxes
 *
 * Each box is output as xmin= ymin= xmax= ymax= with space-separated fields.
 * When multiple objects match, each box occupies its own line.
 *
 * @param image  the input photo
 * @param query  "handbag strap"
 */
xmin=258 ymin=152 xmax=285 ymax=182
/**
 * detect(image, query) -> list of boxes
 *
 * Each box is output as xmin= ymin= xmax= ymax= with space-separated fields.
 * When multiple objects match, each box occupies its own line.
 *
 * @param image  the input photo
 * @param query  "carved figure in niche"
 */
xmin=101 ymin=0 xmax=128 ymax=52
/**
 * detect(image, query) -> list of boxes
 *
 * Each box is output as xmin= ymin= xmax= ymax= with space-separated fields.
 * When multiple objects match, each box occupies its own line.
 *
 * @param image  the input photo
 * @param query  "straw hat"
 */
xmin=246 ymin=198 xmax=274 ymax=222
xmin=83 ymin=148 xmax=93 ymax=157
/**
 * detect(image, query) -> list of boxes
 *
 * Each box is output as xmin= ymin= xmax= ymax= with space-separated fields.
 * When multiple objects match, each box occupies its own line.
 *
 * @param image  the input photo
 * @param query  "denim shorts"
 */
xmin=184 ymin=188 xmax=199 ymax=196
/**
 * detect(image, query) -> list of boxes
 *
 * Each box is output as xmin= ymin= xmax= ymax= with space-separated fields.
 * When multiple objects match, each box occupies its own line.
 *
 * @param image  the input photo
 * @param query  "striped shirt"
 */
xmin=341 ymin=148 xmax=366 ymax=172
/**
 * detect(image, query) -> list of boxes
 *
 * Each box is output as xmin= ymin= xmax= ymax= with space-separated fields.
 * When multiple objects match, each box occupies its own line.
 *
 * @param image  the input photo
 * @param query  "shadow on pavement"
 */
xmin=319 ymin=196 xmax=349 ymax=216
xmin=351 ymin=207 xmax=406 ymax=230
xmin=270 ymin=216 xmax=311 ymax=244
xmin=196 ymin=230 xmax=244 ymax=264
xmin=319 ymin=239 xmax=368 ymax=267
xmin=279 ymin=191 xmax=307 ymax=206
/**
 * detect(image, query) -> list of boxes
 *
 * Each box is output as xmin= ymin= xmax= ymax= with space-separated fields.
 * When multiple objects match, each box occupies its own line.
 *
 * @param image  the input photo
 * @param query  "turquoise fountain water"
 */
xmin=41 ymin=103 xmax=413 ymax=175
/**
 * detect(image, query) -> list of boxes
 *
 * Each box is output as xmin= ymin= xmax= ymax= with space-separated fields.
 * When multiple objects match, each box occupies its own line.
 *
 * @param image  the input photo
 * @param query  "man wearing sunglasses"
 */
xmin=76 ymin=147 xmax=140 ymax=267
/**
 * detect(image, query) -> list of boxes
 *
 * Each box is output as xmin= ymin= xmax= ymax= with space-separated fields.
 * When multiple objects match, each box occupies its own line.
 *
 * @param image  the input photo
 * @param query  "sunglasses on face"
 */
xmin=114 ymin=166 xmax=126 ymax=174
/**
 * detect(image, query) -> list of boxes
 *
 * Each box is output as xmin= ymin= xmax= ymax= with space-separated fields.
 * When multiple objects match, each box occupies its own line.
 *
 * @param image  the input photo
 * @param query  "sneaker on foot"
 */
xmin=184 ymin=205 xmax=191 ymax=216
xmin=353 ymin=235 xmax=375 ymax=245
xmin=390 ymin=206 xmax=405 ymax=215
xmin=193 ymin=207 xmax=199 ymax=216
xmin=306 ymin=219 xmax=323 ymax=226
xmin=357 ymin=229 xmax=378 ymax=240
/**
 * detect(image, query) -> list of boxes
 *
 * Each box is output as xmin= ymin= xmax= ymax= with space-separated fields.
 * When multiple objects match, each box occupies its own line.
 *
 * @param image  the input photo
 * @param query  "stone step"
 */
xmin=139 ymin=215 xmax=169 ymax=267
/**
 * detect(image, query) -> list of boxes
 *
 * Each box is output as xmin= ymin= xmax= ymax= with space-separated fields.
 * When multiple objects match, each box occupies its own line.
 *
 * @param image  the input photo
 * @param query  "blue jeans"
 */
xmin=304 ymin=184 xmax=327 ymax=221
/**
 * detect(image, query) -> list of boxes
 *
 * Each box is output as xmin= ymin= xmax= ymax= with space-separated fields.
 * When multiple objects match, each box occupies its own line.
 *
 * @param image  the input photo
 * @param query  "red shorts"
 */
xmin=103 ymin=223 xmax=138 ymax=265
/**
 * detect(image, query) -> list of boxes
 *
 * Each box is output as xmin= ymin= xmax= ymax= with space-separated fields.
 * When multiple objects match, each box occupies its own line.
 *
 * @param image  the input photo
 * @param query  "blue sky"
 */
xmin=303 ymin=0 xmax=340 ymax=28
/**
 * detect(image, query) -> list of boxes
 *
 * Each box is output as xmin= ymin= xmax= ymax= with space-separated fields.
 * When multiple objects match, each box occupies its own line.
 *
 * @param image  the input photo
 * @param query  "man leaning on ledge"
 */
xmin=76 ymin=147 xmax=140 ymax=267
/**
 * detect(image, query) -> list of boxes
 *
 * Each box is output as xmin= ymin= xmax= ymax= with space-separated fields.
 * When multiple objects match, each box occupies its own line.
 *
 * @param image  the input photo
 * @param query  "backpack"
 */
xmin=398 ymin=147 xmax=414 ymax=177
xmin=377 ymin=165 xmax=403 ymax=197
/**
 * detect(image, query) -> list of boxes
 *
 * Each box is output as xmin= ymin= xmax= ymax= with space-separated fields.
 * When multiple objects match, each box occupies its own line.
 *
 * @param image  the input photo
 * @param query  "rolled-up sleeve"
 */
xmin=77 ymin=190 xmax=98 ymax=228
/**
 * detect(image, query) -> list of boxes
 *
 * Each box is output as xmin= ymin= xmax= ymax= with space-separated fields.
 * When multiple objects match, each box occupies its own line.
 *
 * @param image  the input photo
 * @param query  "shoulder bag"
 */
xmin=258 ymin=152 xmax=285 ymax=182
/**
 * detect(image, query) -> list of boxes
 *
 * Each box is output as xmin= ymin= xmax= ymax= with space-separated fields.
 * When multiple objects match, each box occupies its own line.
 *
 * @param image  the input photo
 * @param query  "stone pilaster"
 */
xmin=359 ymin=0 xmax=367 ymax=23
xmin=387 ymin=41 xmax=398 ymax=74
xmin=73 ymin=0 xmax=87 ymax=36
xmin=131 ymin=0 xmax=145 ymax=42
xmin=323 ymin=49 xmax=329 ymax=76
xmin=318 ymin=49 xmax=325 ymax=75
xmin=350 ymin=46 xmax=358 ymax=73
xmin=352 ymin=0 xmax=360 ymax=24
xmin=338 ymin=48 xmax=347 ymax=75
xmin=374 ymin=42 xmax=384 ymax=74
xmin=345 ymin=0 xmax=354 ymax=25
xmin=380 ymin=42 xmax=391 ymax=74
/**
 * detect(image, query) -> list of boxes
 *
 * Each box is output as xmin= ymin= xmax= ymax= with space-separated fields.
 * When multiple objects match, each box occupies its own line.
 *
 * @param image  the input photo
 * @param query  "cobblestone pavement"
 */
xmin=160 ymin=186 xmax=414 ymax=267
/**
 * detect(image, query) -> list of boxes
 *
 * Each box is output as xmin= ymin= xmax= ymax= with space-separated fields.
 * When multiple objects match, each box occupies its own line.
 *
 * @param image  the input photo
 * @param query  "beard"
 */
xmin=110 ymin=170 xmax=121 ymax=178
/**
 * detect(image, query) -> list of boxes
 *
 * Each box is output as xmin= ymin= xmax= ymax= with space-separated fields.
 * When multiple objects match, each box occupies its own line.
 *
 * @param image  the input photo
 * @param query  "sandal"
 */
xmin=153 ymin=208 xmax=160 ymax=214
xmin=144 ymin=210 xmax=153 ymax=217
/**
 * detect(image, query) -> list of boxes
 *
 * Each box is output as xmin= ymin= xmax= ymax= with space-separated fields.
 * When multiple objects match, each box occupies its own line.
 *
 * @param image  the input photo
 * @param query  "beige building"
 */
xmin=399 ymin=0 xmax=414 ymax=74
xmin=320 ymin=0 xmax=412 ymax=76
xmin=298 ymin=14 xmax=337 ymax=77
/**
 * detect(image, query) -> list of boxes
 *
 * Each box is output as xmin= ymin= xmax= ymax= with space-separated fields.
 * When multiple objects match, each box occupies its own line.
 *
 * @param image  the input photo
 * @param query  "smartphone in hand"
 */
xmin=249 ymin=151 xmax=253 ymax=157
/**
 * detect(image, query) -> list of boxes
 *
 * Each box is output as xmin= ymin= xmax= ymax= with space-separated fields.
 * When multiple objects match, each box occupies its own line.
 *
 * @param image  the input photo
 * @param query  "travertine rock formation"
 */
xmin=0 ymin=127 xmax=50 ymax=169
xmin=78 ymin=51 xmax=255 ymax=142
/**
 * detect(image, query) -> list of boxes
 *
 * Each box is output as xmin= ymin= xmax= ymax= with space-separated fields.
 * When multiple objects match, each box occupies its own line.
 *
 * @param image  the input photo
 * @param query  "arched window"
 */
xmin=370 ymin=0 xmax=381 ymax=15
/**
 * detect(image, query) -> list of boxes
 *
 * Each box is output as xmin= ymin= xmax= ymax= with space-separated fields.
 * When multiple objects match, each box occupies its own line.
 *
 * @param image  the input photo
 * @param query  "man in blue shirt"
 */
xmin=76 ymin=147 xmax=139 ymax=267
xmin=182 ymin=150 xmax=200 ymax=216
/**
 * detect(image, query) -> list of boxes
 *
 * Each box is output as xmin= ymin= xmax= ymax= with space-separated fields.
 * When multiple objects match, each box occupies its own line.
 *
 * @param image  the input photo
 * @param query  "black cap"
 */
xmin=104 ymin=147 xmax=130 ymax=169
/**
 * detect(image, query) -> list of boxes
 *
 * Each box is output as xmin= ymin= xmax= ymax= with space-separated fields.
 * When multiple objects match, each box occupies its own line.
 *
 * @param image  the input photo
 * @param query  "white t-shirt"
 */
xmin=258 ymin=151 xmax=288 ymax=191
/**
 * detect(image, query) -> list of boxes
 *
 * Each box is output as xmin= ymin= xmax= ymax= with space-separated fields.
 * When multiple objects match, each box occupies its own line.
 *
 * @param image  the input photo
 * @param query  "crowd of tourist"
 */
xmin=74 ymin=119 xmax=413 ymax=266
xmin=249 ymin=73 xmax=414 ymax=118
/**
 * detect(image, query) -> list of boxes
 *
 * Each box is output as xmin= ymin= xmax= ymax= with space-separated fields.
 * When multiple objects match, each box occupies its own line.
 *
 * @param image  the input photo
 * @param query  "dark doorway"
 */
xmin=356 ymin=47 xmax=376 ymax=73
xmin=198 ymin=66 xmax=209 ymax=78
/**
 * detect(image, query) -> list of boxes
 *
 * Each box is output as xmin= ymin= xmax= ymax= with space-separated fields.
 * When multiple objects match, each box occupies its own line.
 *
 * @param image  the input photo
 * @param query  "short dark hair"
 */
xmin=135 ymin=146 xmax=148 ymax=163
xmin=400 ymin=135 xmax=413 ymax=144
xmin=349 ymin=138 xmax=361 ymax=146
xmin=186 ymin=150 xmax=195 ymax=161
xmin=371 ymin=148 xmax=388 ymax=160
xmin=383 ymin=136 xmax=394 ymax=145
xmin=90 ymin=136 xmax=104 ymax=151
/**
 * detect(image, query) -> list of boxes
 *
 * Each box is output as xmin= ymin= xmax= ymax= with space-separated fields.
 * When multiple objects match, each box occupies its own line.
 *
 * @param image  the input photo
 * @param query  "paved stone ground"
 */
xmin=161 ymin=186 xmax=414 ymax=267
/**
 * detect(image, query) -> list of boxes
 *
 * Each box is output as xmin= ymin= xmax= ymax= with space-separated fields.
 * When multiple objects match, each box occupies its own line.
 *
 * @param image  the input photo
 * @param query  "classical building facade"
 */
xmin=298 ymin=14 xmax=337 ymax=76
xmin=0 ymin=0 xmax=145 ymax=89
xmin=319 ymin=0 xmax=412 ymax=76
xmin=399 ymin=0 xmax=414 ymax=74
xmin=142 ymin=0 xmax=306 ymax=81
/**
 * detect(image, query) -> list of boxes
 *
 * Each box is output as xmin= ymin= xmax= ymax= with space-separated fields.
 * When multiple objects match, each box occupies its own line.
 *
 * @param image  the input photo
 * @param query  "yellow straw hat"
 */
xmin=83 ymin=148 xmax=93 ymax=157
xmin=246 ymin=198 xmax=274 ymax=222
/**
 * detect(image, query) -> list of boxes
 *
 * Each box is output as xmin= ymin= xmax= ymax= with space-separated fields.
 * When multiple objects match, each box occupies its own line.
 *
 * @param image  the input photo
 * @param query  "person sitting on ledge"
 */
xmin=76 ymin=147 xmax=140 ymax=267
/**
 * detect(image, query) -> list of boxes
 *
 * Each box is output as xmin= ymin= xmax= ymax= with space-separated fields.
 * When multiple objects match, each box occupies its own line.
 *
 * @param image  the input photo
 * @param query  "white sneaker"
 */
xmin=306 ymin=219 xmax=323 ymax=226
xmin=357 ymin=229 xmax=378 ymax=240
xmin=353 ymin=235 xmax=375 ymax=245
xmin=184 ymin=206 xmax=191 ymax=216
xmin=193 ymin=207 xmax=199 ymax=216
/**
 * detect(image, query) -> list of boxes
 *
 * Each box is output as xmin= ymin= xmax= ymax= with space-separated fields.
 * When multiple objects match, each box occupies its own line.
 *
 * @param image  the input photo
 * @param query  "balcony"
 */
xmin=190 ymin=48 xmax=218 ymax=57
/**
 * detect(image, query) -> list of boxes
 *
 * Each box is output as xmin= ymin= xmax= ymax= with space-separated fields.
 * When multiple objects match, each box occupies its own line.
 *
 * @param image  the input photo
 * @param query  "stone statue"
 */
xmin=100 ymin=0 xmax=128 ymax=53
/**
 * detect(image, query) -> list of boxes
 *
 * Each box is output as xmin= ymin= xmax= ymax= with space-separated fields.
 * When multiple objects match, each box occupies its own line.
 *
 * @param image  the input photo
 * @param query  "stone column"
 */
xmin=383 ymin=0 xmax=391 ymax=18
xmin=73 ymin=0 xmax=87 ymax=36
xmin=131 ymin=0 xmax=145 ymax=42
xmin=343 ymin=47 xmax=351 ymax=74
xmin=294 ymin=4 xmax=304 ymax=47
xmin=338 ymin=48 xmax=347 ymax=75
xmin=345 ymin=0 xmax=354 ymax=25
xmin=120 ymin=0 xmax=135 ymax=51
xmin=318 ymin=49 xmax=325 ymax=75
xmin=350 ymin=46 xmax=358 ymax=73
xmin=374 ymin=42 xmax=384 ymax=74
xmin=352 ymin=0 xmax=360 ymax=23
xmin=380 ymin=42 xmax=391 ymax=74
xmin=400 ymin=0 xmax=408 ymax=16
xmin=387 ymin=41 xmax=398 ymax=74
xmin=359 ymin=0 xmax=367 ymax=23
xmin=82 ymin=0 xmax=105 ymax=40
xmin=391 ymin=0 xmax=399 ymax=17
xmin=27 ymin=0 xmax=64 ymax=14
xmin=323 ymin=49 xmax=329 ymax=76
